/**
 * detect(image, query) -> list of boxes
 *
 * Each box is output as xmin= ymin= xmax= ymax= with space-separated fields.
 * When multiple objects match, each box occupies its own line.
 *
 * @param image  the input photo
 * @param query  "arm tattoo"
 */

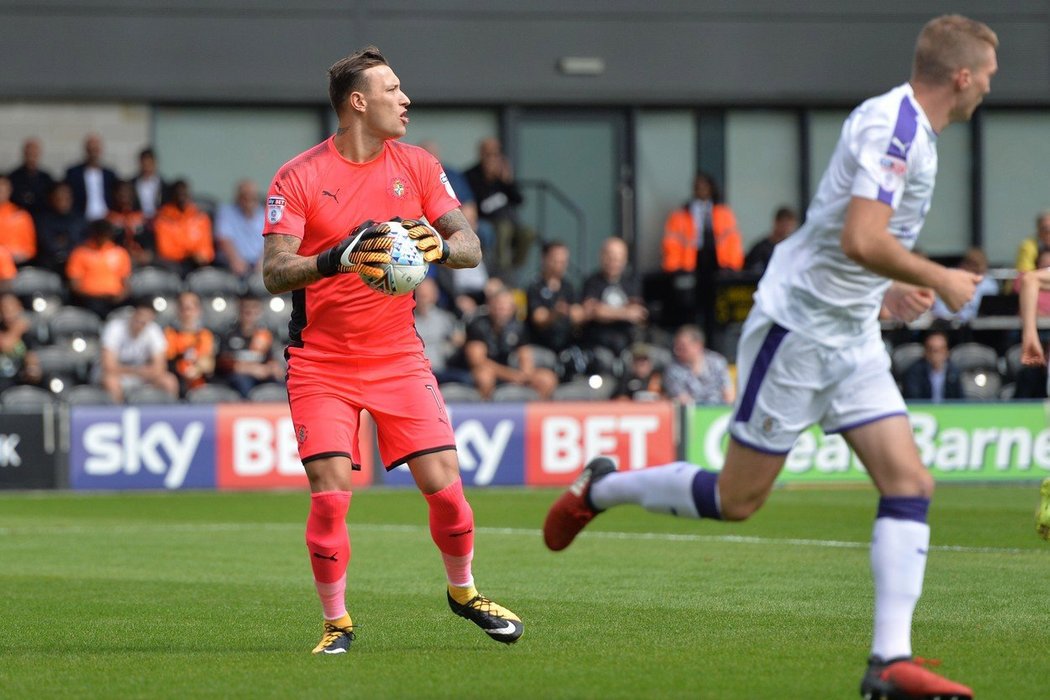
xmin=433 ymin=209 xmax=482 ymax=269
xmin=262 ymin=234 xmax=324 ymax=294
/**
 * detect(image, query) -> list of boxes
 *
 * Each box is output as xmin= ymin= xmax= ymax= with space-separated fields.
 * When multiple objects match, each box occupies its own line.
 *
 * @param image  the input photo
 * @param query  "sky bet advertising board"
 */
xmin=70 ymin=406 xmax=217 ymax=490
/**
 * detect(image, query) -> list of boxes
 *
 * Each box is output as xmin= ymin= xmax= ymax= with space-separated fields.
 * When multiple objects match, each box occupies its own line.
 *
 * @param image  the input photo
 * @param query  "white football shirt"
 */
xmin=754 ymin=82 xmax=938 ymax=347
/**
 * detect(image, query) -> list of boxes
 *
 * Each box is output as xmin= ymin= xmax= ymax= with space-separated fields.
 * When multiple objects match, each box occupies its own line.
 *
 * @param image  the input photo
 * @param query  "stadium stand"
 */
xmin=186 ymin=383 xmax=242 ymax=404
xmin=64 ymin=384 xmax=115 ymax=405
xmin=1 ymin=383 xmax=56 ymax=409
xmin=124 ymin=384 xmax=180 ymax=405
xmin=246 ymin=382 xmax=288 ymax=403
xmin=949 ymin=342 xmax=1000 ymax=373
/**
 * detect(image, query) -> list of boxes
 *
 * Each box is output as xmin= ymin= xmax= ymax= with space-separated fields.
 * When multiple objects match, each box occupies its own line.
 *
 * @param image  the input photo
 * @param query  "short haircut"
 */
xmin=774 ymin=206 xmax=797 ymax=222
xmin=676 ymin=323 xmax=705 ymax=345
xmin=541 ymin=241 xmax=568 ymax=257
xmin=139 ymin=147 xmax=155 ymax=160
xmin=912 ymin=14 xmax=998 ymax=85
xmin=694 ymin=172 xmax=724 ymax=204
xmin=328 ymin=46 xmax=388 ymax=114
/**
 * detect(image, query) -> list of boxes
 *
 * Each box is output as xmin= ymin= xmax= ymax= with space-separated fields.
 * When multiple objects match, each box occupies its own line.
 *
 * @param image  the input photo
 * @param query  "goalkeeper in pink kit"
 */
xmin=261 ymin=46 xmax=522 ymax=654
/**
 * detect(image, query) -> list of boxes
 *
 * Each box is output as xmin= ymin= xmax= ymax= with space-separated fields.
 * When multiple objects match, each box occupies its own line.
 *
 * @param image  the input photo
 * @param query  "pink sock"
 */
xmin=305 ymin=491 xmax=351 ymax=619
xmin=424 ymin=479 xmax=475 ymax=586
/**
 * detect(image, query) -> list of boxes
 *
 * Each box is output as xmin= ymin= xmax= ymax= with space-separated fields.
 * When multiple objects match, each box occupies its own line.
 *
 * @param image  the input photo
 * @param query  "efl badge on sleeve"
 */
xmin=267 ymin=196 xmax=286 ymax=224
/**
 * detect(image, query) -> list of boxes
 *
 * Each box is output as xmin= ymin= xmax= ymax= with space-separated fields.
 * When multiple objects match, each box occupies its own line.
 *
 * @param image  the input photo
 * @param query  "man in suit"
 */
xmin=65 ymin=134 xmax=118 ymax=220
xmin=902 ymin=330 xmax=963 ymax=402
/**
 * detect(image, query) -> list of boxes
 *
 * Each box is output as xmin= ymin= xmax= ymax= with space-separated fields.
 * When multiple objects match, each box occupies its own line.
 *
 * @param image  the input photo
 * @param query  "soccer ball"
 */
xmin=361 ymin=221 xmax=429 ymax=297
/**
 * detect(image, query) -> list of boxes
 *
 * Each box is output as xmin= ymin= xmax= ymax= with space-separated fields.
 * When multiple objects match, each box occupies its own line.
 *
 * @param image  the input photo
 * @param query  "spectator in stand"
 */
xmin=0 ymin=175 xmax=36 ymax=265
xmin=8 ymin=138 xmax=55 ymax=222
xmin=744 ymin=205 xmax=798 ymax=275
xmin=930 ymin=247 xmax=999 ymax=323
xmin=215 ymin=180 xmax=265 ymax=277
xmin=107 ymin=180 xmax=153 ymax=266
xmin=132 ymin=147 xmax=166 ymax=218
xmin=662 ymin=172 xmax=744 ymax=340
xmin=464 ymin=137 xmax=534 ymax=279
xmin=526 ymin=241 xmax=584 ymax=358
xmin=66 ymin=219 xmax=132 ymax=318
xmin=35 ymin=181 xmax=87 ymax=274
xmin=1013 ymin=249 xmax=1050 ymax=317
xmin=1019 ymin=265 xmax=1050 ymax=398
xmin=465 ymin=287 xmax=558 ymax=400
xmin=612 ymin=342 xmax=664 ymax=402
xmin=153 ymin=179 xmax=215 ymax=274
xmin=65 ymin=134 xmax=118 ymax=221
xmin=165 ymin=291 xmax=216 ymax=396
xmin=1015 ymin=210 xmax=1050 ymax=273
xmin=662 ymin=324 xmax=734 ymax=405
xmin=0 ymin=248 xmax=15 ymax=291
xmin=216 ymin=295 xmax=282 ymax=398
xmin=98 ymin=299 xmax=178 ymax=403
xmin=901 ymin=330 xmax=963 ymax=402
xmin=581 ymin=237 xmax=648 ymax=357
xmin=0 ymin=292 xmax=32 ymax=391
xmin=414 ymin=277 xmax=471 ymax=385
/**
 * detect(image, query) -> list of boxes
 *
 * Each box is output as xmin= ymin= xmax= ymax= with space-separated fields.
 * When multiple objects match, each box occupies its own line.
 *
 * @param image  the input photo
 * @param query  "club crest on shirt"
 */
xmin=267 ymin=196 xmax=286 ymax=224
xmin=390 ymin=177 xmax=406 ymax=198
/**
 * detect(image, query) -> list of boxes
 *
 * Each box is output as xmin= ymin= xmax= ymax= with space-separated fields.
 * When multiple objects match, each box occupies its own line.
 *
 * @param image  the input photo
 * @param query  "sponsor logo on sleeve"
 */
xmin=266 ymin=196 xmax=286 ymax=224
xmin=878 ymin=155 xmax=907 ymax=192
xmin=439 ymin=171 xmax=457 ymax=199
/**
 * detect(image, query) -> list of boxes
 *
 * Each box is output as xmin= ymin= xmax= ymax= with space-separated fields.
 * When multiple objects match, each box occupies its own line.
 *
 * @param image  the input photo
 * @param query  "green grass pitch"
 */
xmin=1 ymin=485 xmax=1046 ymax=699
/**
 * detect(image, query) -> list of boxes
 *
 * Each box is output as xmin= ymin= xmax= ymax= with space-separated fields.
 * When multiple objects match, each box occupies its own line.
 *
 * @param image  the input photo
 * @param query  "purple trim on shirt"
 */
xmin=876 ymin=496 xmax=930 ymax=523
xmin=734 ymin=323 xmax=789 ymax=423
xmin=875 ymin=96 xmax=919 ymax=206
xmin=727 ymin=431 xmax=793 ymax=456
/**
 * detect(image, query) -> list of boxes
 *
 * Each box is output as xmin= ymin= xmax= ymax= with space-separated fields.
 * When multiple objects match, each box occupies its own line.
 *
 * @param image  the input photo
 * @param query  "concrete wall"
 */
xmin=1 ymin=1 xmax=1046 ymax=106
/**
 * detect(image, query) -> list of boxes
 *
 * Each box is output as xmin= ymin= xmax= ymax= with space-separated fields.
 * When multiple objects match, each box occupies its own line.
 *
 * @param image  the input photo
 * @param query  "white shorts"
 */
xmin=728 ymin=308 xmax=907 ymax=454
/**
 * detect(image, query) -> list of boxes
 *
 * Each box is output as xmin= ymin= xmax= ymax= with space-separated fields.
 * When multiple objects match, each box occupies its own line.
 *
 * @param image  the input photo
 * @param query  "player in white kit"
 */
xmin=545 ymin=15 xmax=997 ymax=700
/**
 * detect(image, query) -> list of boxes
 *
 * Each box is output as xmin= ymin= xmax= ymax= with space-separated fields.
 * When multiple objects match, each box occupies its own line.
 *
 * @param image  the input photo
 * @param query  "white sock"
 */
xmin=589 ymin=461 xmax=702 ymax=517
xmin=870 ymin=517 xmax=930 ymax=660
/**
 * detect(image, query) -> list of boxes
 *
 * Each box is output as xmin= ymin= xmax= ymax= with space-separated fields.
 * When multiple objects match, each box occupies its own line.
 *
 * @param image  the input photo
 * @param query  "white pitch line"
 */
xmin=0 ymin=521 xmax=1037 ymax=555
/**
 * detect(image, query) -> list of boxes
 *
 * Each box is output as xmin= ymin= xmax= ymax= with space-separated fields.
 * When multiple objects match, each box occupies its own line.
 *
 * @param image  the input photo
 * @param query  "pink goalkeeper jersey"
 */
xmin=263 ymin=137 xmax=460 ymax=360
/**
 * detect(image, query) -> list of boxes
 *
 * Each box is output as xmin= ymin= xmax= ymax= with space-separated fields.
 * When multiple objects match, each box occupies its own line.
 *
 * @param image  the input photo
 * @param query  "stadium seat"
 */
xmin=490 ymin=384 xmax=541 ymax=402
xmin=262 ymin=294 xmax=292 ymax=341
xmin=64 ymin=384 xmax=115 ymax=406
xmin=999 ymin=382 xmax=1016 ymax=400
xmin=1 ymin=384 xmax=57 ymax=409
xmin=246 ymin=382 xmax=288 ymax=403
xmin=959 ymin=369 xmax=1002 ymax=401
xmin=950 ymin=342 xmax=999 ymax=373
xmin=1004 ymin=344 xmax=1024 ymax=381
xmin=890 ymin=342 xmax=925 ymax=380
xmin=186 ymin=383 xmax=243 ymax=404
xmin=552 ymin=377 xmax=615 ymax=401
xmin=186 ymin=266 xmax=244 ymax=299
xmin=438 ymin=383 xmax=482 ymax=402
xmin=201 ymin=295 xmax=239 ymax=333
xmin=11 ymin=267 xmax=65 ymax=319
xmin=588 ymin=346 xmax=624 ymax=378
xmin=34 ymin=345 xmax=90 ymax=382
xmin=124 ymin=385 xmax=180 ymax=405
xmin=129 ymin=266 xmax=183 ymax=299
xmin=48 ymin=306 xmax=103 ymax=344
xmin=246 ymin=272 xmax=270 ymax=299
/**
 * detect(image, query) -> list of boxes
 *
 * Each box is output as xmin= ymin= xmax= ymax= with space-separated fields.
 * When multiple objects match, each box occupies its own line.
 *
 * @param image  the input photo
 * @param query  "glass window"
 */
xmin=725 ymin=111 xmax=798 ymax=249
xmin=635 ymin=110 xmax=696 ymax=274
xmin=154 ymin=107 xmax=323 ymax=203
xmin=982 ymin=111 xmax=1050 ymax=265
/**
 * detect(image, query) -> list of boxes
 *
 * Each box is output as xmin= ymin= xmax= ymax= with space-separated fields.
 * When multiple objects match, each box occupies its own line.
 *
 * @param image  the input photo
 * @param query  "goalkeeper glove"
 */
xmin=398 ymin=218 xmax=450 ymax=264
xmin=316 ymin=219 xmax=393 ymax=279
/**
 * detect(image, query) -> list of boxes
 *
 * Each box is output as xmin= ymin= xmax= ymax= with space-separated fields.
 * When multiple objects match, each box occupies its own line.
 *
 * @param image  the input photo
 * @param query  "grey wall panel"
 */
xmin=0 ymin=2 xmax=1046 ymax=105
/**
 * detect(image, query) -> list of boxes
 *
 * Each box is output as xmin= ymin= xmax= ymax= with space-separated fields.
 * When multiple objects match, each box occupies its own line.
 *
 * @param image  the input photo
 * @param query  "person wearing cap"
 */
xmin=612 ymin=342 xmax=663 ymax=401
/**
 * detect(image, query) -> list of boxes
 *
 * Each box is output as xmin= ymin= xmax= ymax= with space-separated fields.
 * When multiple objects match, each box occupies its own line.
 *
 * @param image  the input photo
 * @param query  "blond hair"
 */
xmin=913 ymin=15 xmax=998 ymax=85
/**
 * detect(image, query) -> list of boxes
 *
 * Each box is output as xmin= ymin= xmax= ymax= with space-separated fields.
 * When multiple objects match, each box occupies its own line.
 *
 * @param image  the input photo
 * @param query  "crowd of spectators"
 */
xmin=0 ymin=134 xmax=284 ymax=406
xmin=0 ymin=134 xmax=1047 ymax=407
